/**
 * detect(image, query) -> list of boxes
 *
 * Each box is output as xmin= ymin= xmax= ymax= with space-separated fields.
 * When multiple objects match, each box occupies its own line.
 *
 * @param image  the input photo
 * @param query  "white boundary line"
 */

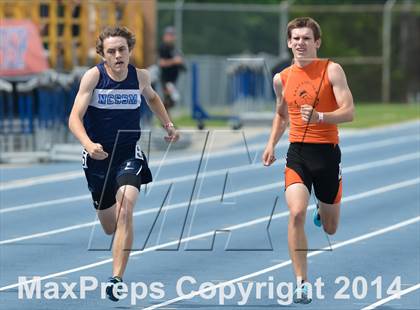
xmin=0 ymin=153 xmax=418 ymax=244
xmin=0 ymin=170 xmax=84 ymax=190
xmin=143 ymin=216 xmax=420 ymax=310
xmin=0 ymin=139 xmax=273 ymax=191
xmin=0 ymin=181 xmax=282 ymax=245
xmin=0 ymin=195 xmax=91 ymax=214
xmin=1 ymin=134 xmax=418 ymax=213
xmin=360 ymin=283 xmax=420 ymax=310
xmin=1 ymin=132 xmax=418 ymax=191
xmin=340 ymin=119 xmax=420 ymax=136
xmin=0 ymin=177 xmax=418 ymax=292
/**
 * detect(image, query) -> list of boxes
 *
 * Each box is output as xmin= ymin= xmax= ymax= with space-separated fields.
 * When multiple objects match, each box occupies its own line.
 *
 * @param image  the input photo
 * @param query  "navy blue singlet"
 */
xmin=84 ymin=62 xmax=142 ymax=151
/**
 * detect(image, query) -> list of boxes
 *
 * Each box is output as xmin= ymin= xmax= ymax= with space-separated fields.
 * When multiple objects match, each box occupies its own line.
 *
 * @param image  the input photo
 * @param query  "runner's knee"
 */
xmin=289 ymin=207 xmax=306 ymax=226
xmin=323 ymin=220 xmax=338 ymax=235
xmin=100 ymin=216 xmax=117 ymax=235
xmin=318 ymin=202 xmax=340 ymax=235
xmin=116 ymin=202 xmax=135 ymax=227
xmin=103 ymin=225 xmax=116 ymax=235
xmin=97 ymin=206 xmax=117 ymax=235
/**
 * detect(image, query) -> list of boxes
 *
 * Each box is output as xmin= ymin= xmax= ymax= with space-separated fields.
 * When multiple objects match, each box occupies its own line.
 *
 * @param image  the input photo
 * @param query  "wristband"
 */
xmin=318 ymin=112 xmax=324 ymax=123
xmin=164 ymin=122 xmax=174 ymax=129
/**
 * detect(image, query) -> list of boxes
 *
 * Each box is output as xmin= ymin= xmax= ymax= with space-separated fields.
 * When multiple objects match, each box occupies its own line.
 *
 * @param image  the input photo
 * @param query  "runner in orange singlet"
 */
xmin=262 ymin=17 xmax=354 ymax=304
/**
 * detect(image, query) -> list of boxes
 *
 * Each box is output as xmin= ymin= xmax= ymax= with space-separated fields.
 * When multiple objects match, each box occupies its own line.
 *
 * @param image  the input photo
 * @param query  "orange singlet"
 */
xmin=280 ymin=59 xmax=339 ymax=144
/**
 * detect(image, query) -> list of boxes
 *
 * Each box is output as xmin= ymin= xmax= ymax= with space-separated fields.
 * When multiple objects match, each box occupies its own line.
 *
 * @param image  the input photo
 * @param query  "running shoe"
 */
xmin=293 ymin=282 xmax=312 ymax=304
xmin=106 ymin=276 xmax=123 ymax=302
xmin=313 ymin=204 xmax=322 ymax=227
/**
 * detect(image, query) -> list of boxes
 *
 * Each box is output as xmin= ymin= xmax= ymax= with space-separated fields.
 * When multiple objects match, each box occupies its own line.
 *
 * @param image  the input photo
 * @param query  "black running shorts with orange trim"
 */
xmin=285 ymin=142 xmax=342 ymax=204
xmin=82 ymin=144 xmax=152 ymax=210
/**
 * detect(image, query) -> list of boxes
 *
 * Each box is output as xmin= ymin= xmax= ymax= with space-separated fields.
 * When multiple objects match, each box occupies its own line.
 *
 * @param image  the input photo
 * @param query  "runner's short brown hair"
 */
xmin=287 ymin=17 xmax=322 ymax=41
xmin=96 ymin=26 xmax=136 ymax=56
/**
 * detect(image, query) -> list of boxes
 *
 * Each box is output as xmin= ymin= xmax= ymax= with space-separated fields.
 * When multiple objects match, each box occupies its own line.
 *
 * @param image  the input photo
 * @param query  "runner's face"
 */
xmin=102 ymin=36 xmax=131 ymax=73
xmin=288 ymin=27 xmax=320 ymax=60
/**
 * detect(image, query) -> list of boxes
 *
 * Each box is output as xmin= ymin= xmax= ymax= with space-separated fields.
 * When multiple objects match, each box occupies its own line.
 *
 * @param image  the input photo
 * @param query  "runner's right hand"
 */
xmin=86 ymin=143 xmax=108 ymax=160
xmin=262 ymin=146 xmax=276 ymax=166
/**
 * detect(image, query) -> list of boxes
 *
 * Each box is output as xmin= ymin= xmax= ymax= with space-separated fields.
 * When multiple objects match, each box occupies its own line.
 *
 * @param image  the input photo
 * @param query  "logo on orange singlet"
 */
xmin=292 ymin=81 xmax=319 ymax=108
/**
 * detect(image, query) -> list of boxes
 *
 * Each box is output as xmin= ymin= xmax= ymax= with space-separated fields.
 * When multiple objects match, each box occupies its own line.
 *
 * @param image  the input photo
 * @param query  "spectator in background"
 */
xmin=158 ymin=26 xmax=185 ymax=114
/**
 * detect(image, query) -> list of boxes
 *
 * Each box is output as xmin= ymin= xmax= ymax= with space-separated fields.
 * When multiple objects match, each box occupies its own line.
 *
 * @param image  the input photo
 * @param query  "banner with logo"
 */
xmin=0 ymin=19 xmax=49 ymax=76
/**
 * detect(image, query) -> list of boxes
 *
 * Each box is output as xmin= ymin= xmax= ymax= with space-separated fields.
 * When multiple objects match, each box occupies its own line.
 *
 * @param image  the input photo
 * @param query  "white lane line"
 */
xmin=340 ymin=134 xmax=419 ymax=153
xmin=1 ymin=132 xmax=418 ymax=191
xmin=0 ymin=195 xmax=91 ymax=214
xmin=0 ymin=140 xmax=274 ymax=191
xmin=0 ymin=152 xmax=418 ymax=244
xmin=0 ymin=170 xmax=84 ymax=190
xmin=1 ymin=139 xmax=418 ymax=214
xmin=0 ymin=181 xmax=283 ymax=245
xmin=0 ymin=160 xmax=284 ymax=214
xmin=0 ymin=177 xmax=418 ymax=292
xmin=340 ymin=120 xmax=420 ymax=136
xmin=343 ymin=152 xmax=419 ymax=173
xmin=143 ymin=216 xmax=420 ymax=310
xmin=360 ymin=283 xmax=420 ymax=309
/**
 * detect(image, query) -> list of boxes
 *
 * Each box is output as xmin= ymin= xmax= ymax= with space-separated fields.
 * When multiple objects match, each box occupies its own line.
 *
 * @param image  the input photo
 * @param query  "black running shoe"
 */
xmin=106 ymin=276 xmax=123 ymax=302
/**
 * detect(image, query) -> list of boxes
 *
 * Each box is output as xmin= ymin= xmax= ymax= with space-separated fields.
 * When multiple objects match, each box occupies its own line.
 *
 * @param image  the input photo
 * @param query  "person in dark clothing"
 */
xmin=158 ymin=26 xmax=184 ymax=112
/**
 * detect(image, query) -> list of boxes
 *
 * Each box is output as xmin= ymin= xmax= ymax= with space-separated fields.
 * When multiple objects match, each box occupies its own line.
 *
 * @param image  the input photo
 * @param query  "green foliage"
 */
xmin=182 ymin=11 xmax=279 ymax=54
xmin=344 ymin=64 xmax=383 ymax=102
xmin=340 ymin=103 xmax=420 ymax=128
xmin=171 ymin=103 xmax=420 ymax=128
xmin=159 ymin=0 xmax=389 ymax=4
xmin=172 ymin=114 xmax=229 ymax=127
xmin=158 ymin=1 xmax=420 ymax=102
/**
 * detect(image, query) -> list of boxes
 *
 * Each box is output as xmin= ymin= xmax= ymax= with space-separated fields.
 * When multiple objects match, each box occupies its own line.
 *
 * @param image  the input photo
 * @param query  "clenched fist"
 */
xmin=86 ymin=143 xmax=108 ymax=160
xmin=300 ymin=105 xmax=320 ymax=123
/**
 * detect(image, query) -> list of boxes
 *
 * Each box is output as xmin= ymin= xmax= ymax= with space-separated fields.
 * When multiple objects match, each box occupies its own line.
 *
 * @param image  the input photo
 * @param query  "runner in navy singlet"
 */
xmin=69 ymin=26 xmax=179 ymax=302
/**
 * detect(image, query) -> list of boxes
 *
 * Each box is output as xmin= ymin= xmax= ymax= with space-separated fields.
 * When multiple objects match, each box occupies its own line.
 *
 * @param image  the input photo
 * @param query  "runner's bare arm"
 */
xmin=68 ymin=68 xmax=108 ymax=159
xmin=301 ymin=62 xmax=354 ymax=124
xmin=262 ymin=73 xmax=289 ymax=166
xmin=327 ymin=63 xmax=354 ymax=123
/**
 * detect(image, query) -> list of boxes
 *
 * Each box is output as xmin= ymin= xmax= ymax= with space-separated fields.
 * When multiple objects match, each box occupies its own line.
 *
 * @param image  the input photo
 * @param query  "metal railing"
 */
xmin=0 ymin=69 xmax=83 ymax=161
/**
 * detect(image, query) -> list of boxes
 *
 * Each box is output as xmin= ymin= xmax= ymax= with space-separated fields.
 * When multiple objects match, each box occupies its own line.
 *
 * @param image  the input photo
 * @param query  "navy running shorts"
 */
xmin=82 ymin=144 xmax=152 ymax=210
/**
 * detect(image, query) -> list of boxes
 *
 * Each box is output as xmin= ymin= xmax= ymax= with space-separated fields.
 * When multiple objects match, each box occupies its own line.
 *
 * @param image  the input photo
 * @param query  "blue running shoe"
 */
xmin=293 ymin=282 xmax=312 ymax=304
xmin=313 ymin=204 xmax=322 ymax=227
xmin=106 ymin=276 xmax=123 ymax=302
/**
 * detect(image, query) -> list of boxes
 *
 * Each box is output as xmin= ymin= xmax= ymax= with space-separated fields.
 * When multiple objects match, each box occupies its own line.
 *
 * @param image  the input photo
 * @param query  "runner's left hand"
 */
xmin=164 ymin=125 xmax=180 ymax=142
